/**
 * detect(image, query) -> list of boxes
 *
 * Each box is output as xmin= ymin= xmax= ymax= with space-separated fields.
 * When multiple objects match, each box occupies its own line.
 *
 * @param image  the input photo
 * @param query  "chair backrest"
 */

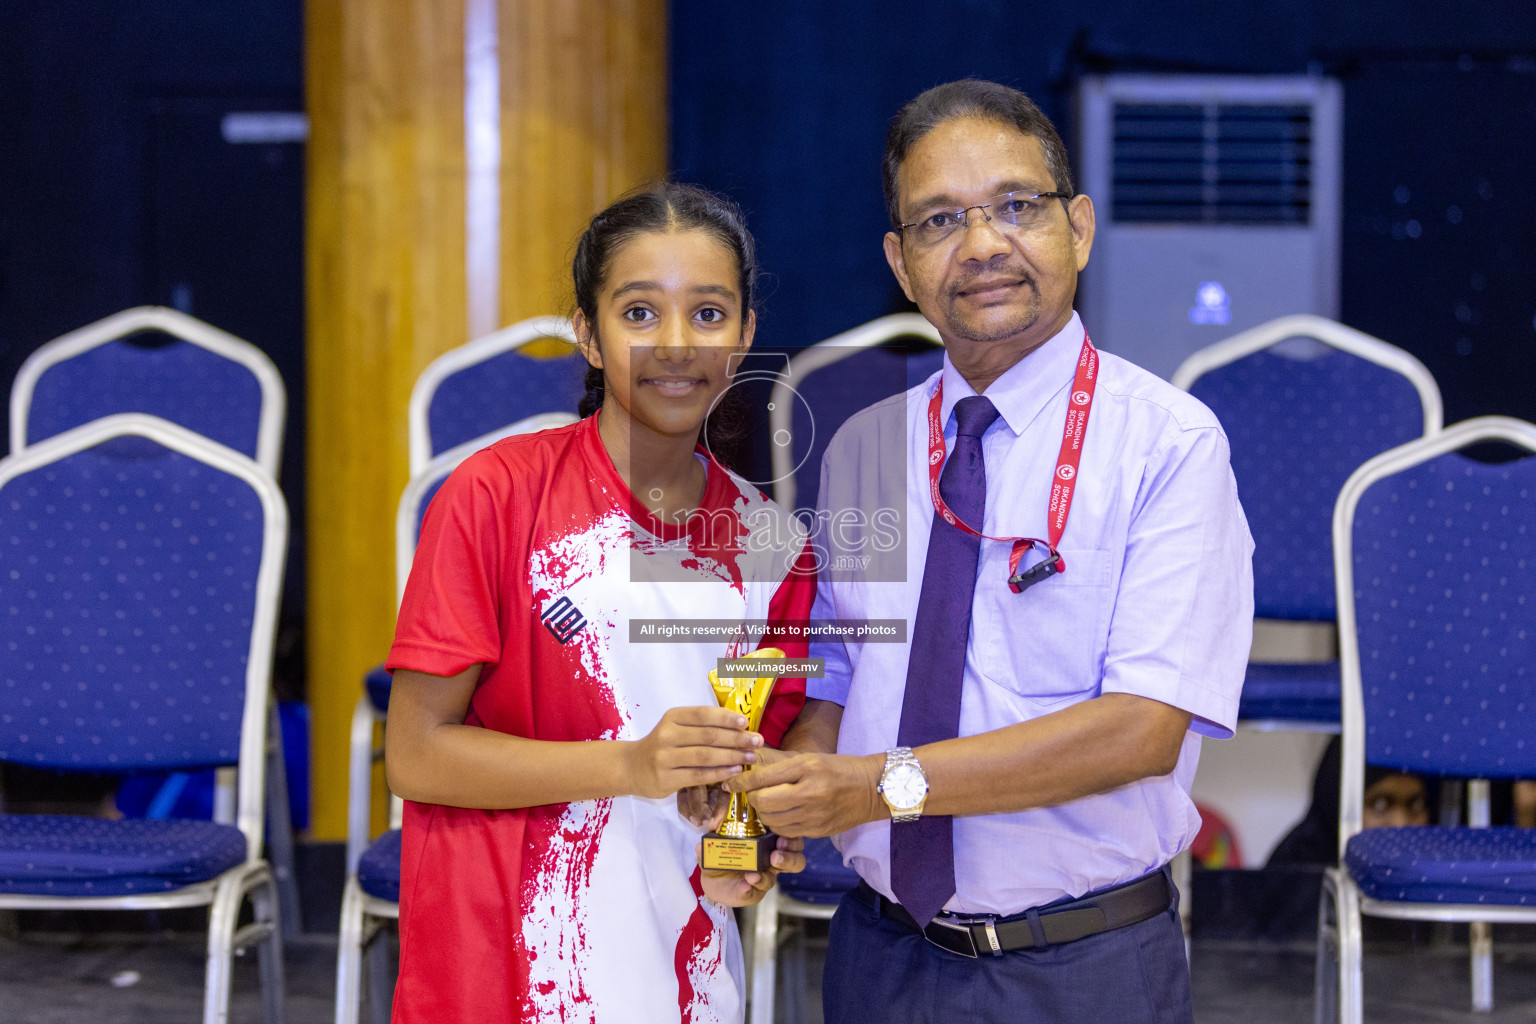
xmin=768 ymin=313 xmax=943 ymax=510
xmin=1333 ymin=416 xmax=1536 ymax=847
xmin=0 ymin=414 xmax=287 ymax=858
xmin=407 ymin=316 xmax=585 ymax=475
xmin=10 ymin=306 xmax=287 ymax=477
xmin=1173 ymin=314 xmax=1442 ymax=621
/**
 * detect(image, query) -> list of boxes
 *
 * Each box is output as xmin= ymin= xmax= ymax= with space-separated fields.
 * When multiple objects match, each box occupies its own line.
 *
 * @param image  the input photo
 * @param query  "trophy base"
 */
xmin=700 ymin=830 xmax=776 ymax=873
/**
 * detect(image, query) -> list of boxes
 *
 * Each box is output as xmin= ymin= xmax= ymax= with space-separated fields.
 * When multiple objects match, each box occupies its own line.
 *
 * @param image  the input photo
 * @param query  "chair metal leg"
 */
xmin=335 ymin=877 xmax=366 ymax=1024
xmin=365 ymin=925 xmax=395 ymax=1024
xmin=1466 ymin=779 xmax=1494 ymax=1012
xmin=750 ymin=885 xmax=779 ymax=1024
xmin=1336 ymin=873 xmax=1364 ymax=1024
xmin=256 ymin=873 xmax=289 ymax=1024
xmin=1470 ymin=920 xmax=1494 ymax=1012
xmin=783 ymin=916 xmax=809 ymax=1024
xmin=267 ymin=702 xmax=303 ymax=942
xmin=1317 ymin=869 xmax=1362 ymax=1024
xmin=1315 ymin=870 xmax=1339 ymax=1024
xmin=347 ymin=695 xmax=381 ymax=875
xmin=205 ymin=872 xmax=245 ymax=1024
xmin=204 ymin=865 xmax=287 ymax=1024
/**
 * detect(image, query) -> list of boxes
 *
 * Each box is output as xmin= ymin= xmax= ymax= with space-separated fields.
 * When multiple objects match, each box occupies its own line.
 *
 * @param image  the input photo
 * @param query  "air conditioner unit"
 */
xmin=1077 ymin=75 xmax=1342 ymax=379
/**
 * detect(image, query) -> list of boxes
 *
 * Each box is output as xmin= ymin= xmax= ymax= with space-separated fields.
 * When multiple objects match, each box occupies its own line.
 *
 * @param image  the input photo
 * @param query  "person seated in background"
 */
xmin=1268 ymin=736 xmax=1432 ymax=867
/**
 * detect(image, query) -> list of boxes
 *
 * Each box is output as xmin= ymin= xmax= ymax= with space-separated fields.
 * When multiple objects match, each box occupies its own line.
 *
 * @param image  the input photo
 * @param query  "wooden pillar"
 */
xmin=305 ymin=0 xmax=667 ymax=841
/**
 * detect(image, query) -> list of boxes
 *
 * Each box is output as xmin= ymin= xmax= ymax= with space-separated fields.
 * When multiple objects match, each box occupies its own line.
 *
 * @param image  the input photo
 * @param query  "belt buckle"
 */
xmin=925 ymin=914 xmax=1002 ymax=958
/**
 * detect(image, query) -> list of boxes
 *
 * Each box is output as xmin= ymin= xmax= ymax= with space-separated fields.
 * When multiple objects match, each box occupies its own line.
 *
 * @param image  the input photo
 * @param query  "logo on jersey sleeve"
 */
xmin=541 ymin=596 xmax=588 ymax=644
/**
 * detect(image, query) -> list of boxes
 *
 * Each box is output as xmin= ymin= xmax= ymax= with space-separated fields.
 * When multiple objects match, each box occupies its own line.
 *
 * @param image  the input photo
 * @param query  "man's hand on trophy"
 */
xmin=722 ymin=751 xmax=884 ymax=837
xmin=696 ymin=834 xmax=807 ymax=908
xmin=622 ymin=705 xmax=763 ymax=800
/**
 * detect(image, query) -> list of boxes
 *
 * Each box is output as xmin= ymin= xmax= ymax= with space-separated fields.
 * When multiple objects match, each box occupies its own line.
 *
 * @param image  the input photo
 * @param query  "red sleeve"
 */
xmin=387 ymin=450 xmax=508 ymax=678
xmin=755 ymin=540 xmax=818 ymax=747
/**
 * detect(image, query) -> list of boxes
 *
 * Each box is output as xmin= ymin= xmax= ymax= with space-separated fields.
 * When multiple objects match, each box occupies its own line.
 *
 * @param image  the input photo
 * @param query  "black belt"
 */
xmin=855 ymin=867 xmax=1173 ymax=958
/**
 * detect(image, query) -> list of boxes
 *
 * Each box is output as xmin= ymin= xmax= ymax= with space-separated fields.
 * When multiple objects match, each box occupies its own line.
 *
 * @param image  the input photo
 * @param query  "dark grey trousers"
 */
xmin=822 ymin=878 xmax=1193 ymax=1024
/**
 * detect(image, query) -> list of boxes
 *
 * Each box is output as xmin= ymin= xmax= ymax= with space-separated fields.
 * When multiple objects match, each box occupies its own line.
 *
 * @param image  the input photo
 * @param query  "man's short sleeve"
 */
xmin=387 ymin=451 xmax=508 ymax=678
xmin=1099 ymin=425 xmax=1254 ymax=738
xmin=807 ymin=581 xmax=852 ymax=706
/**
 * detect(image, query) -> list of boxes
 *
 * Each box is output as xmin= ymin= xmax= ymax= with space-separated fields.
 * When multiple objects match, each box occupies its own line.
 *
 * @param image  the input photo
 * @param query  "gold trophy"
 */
xmin=699 ymin=647 xmax=785 ymax=873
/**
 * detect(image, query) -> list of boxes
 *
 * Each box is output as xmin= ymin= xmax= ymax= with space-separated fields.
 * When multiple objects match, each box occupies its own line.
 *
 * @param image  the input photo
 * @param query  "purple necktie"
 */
xmin=890 ymin=394 xmax=1000 ymax=927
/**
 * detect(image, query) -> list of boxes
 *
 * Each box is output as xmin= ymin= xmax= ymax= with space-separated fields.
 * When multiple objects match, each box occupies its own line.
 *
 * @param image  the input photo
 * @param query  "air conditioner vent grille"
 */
xmin=1111 ymin=102 xmax=1312 ymax=224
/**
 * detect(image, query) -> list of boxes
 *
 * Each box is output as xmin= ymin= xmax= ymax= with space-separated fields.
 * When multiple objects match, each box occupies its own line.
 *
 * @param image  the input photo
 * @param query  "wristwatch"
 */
xmin=878 ymin=747 xmax=930 ymax=823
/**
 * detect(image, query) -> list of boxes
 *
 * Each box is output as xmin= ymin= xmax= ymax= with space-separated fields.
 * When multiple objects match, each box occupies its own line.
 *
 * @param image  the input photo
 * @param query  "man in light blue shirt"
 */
xmin=727 ymin=80 xmax=1253 ymax=1022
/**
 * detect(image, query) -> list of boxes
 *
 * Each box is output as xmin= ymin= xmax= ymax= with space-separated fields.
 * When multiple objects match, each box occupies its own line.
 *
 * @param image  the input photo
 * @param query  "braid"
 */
xmin=578 ymin=364 xmax=605 ymax=419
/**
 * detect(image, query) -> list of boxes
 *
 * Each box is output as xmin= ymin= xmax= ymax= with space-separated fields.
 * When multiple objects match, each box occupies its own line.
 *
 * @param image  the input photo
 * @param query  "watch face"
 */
xmin=884 ymin=763 xmax=928 ymax=810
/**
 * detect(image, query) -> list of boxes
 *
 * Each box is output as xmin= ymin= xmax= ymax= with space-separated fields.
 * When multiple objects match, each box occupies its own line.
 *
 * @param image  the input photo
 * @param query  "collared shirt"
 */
xmin=807 ymin=312 xmax=1254 ymax=915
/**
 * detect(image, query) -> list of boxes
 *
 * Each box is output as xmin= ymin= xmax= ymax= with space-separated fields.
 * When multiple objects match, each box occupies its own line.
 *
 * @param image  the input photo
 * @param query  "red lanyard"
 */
xmin=926 ymin=332 xmax=1098 ymax=594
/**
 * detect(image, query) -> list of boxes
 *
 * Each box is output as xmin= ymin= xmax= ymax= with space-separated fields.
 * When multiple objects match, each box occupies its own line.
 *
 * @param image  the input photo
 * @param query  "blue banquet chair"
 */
xmin=7 ymin=304 xmax=301 ymax=938
xmin=336 ymin=414 xmax=576 ymax=1024
xmin=0 ymin=413 xmax=289 ymax=1024
xmin=768 ymin=313 xmax=943 ymax=511
xmin=1172 ymin=314 xmax=1443 ymax=729
xmin=406 ymin=315 xmax=584 ymax=474
xmin=1316 ymin=416 xmax=1536 ymax=1022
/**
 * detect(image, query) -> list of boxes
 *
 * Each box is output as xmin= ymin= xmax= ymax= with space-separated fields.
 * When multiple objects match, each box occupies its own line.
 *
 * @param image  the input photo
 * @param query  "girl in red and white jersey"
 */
xmin=384 ymin=183 xmax=816 ymax=1023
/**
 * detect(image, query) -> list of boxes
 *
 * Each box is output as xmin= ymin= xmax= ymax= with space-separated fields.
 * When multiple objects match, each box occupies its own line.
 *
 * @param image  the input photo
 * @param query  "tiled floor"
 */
xmin=1191 ymin=941 xmax=1536 ymax=1024
xmin=1 ymin=929 xmax=1534 ymax=1023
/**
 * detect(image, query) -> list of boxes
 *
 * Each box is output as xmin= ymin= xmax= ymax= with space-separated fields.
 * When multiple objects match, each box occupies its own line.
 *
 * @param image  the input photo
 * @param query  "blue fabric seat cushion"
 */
xmin=1345 ymin=826 xmax=1536 ymax=906
xmin=778 ymin=836 xmax=860 ymax=905
xmin=0 ymin=815 xmax=247 ymax=897
xmin=365 ymin=665 xmax=392 ymax=715
xmin=358 ymin=829 xmax=402 ymax=902
xmin=1237 ymin=662 xmax=1341 ymax=723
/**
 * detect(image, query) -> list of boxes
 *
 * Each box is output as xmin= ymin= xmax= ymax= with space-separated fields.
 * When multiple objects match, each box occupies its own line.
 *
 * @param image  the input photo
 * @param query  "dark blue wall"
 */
xmin=0 ymin=2 xmax=302 ymax=355
xmin=671 ymin=2 xmax=1536 ymax=429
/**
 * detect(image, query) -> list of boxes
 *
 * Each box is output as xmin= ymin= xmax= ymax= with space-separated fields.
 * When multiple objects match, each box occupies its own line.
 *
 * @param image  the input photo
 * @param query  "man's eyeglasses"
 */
xmin=898 ymin=190 xmax=1072 ymax=248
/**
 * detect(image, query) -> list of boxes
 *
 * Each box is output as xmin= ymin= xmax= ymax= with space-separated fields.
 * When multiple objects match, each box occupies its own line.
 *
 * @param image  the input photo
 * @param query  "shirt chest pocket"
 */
xmin=974 ymin=547 xmax=1115 ymax=709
